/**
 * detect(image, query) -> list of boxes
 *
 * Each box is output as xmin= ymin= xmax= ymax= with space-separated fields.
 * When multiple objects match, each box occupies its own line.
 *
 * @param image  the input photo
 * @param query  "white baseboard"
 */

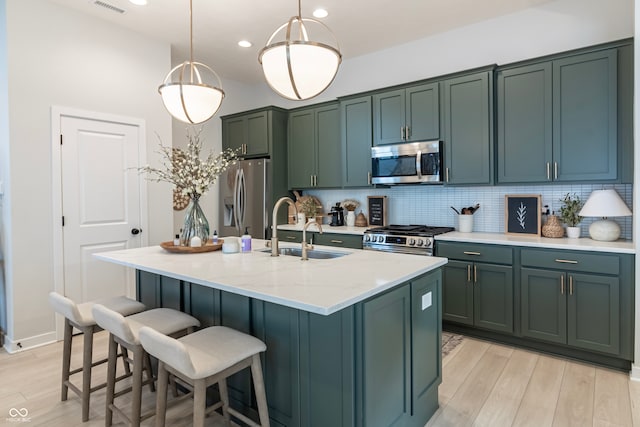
xmin=630 ymin=365 xmax=640 ymax=381
xmin=3 ymin=331 xmax=57 ymax=354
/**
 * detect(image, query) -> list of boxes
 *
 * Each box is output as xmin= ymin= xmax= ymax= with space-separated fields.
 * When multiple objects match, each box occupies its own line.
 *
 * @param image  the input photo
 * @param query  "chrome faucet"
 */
xmin=271 ymin=197 xmax=297 ymax=257
xmin=301 ymin=221 xmax=323 ymax=261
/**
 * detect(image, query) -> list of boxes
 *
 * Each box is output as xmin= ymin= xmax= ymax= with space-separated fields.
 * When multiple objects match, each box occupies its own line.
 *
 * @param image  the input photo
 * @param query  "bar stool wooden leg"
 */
xmin=144 ymin=353 xmax=156 ymax=393
xmin=251 ymin=354 xmax=270 ymax=427
xmin=81 ymin=325 xmax=95 ymax=422
xmin=155 ymin=362 xmax=169 ymax=427
xmin=193 ymin=379 xmax=207 ymax=427
xmin=131 ymin=345 xmax=145 ymax=427
xmin=61 ymin=318 xmax=73 ymax=401
xmin=218 ymin=378 xmax=231 ymax=423
xmin=122 ymin=347 xmax=132 ymax=375
xmin=105 ymin=334 xmax=118 ymax=426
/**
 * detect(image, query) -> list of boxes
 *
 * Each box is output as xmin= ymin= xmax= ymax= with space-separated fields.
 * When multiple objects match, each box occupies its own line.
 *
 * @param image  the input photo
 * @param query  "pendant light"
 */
xmin=158 ymin=0 xmax=224 ymax=124
xmin=259 ymin=0 xmax=342 ymax=101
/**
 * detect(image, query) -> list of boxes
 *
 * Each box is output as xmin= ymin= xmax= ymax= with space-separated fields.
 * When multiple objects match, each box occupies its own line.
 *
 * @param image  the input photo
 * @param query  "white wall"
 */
xmin=3 ymin=0 xmax=173 ymax=347
xmin=0 ymin=0 xmax=9 ymax=337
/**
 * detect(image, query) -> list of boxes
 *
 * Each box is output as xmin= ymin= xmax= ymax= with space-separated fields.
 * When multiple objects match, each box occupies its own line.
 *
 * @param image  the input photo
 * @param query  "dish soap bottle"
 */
xmin=173 ymin=234 xmax=180 ymax=246
xmin=212 ymin=230 xmax=218 ymax=244
xmin=241 ymin=227 xmax=252 ymax=252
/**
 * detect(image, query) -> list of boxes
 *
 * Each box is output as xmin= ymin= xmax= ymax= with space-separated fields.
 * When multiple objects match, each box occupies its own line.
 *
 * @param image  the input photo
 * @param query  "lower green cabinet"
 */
xmin=278 ymin=229 xmax=363 ymax=249
xmin=439 ymin=242 xmax=513 ymax=334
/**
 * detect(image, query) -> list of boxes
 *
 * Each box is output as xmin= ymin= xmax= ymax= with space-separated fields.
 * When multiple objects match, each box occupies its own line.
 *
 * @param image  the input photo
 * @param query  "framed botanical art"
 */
xmin=505 ymin=194 xmax=541 ymax=236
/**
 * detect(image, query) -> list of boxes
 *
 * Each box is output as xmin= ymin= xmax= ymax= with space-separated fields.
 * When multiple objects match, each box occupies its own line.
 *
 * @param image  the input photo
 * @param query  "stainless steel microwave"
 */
xmin=371 ymin=140 xmax=443 ymax=185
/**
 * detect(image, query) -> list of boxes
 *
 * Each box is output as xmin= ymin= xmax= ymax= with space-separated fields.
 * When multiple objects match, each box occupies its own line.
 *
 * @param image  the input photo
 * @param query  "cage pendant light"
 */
xmin=158 ymin=0 xmax=224 ymax=124
xmin=259 ymin=0 xmax=342 ymax=100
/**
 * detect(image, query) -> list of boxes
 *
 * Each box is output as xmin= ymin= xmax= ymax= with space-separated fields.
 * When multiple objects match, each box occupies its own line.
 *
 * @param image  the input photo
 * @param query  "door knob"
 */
xmin=131 ymin=228 xmax=142 ymax=235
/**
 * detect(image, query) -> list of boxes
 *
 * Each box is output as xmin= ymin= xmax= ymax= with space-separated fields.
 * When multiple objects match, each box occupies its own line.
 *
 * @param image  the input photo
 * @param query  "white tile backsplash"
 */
xmin=306 ymin=184 xmax=633 ymax=240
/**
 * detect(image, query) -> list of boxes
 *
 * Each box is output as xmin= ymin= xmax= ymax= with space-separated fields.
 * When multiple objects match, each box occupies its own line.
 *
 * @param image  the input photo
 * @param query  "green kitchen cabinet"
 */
xmin=222 ymin=107 xmax=288 ymax=158
xmin=278 ymin=229 xmax=363 ymax=249
xmin=372 ymin=82 xmax=439 ymax=146
xmin=341 ymin=96 xmax=373 ymax=187
xmin=288 ymin=102 xmax=342 ymax=189
xmin=497 ymin=48 xmax=620 ymax=183
xmin=520 ymin=248 xmax=627 ymax=356
xmin=442 ymin=70 xmax=493 ymax=185
xmin=438 ymin=242 xmax=513 ymax=334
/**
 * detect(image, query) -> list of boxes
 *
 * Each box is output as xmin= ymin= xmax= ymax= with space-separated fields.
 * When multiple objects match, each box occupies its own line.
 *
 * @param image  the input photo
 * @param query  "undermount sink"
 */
xmin=260 ymin=247 xmax=349 ymax=259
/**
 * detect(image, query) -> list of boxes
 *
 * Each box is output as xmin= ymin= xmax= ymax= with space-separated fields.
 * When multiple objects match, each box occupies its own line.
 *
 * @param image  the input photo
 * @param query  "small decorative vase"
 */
xmin=346 ymin=210 xmax=356 ymax=227
xmin=542 ymin=215 xmax=564 ymax=238
xmin=180 ymin=195 xmax=210 ymax=246
xmin=566 ymin=226 xmax=581 ymax=239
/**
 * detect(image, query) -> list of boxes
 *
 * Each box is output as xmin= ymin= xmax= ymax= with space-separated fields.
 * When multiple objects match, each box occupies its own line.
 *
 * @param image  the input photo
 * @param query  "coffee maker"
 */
xmin=329 ymin=202 xmax=344 ymax=226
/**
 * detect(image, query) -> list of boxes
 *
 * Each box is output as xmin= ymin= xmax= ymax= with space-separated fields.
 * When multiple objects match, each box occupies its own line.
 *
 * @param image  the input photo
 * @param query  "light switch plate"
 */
xmin=421 ymin=292 xmax=432 ymax=310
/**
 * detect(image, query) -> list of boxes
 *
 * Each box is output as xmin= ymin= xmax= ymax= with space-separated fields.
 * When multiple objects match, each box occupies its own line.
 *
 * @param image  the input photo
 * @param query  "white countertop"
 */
xmin=278 ymin=224 xmax=369 ymax=235
xmin=436 ymin=231 xmax=635 ymax=254
xmin=95 ymin=240 xmax=446 ymax=316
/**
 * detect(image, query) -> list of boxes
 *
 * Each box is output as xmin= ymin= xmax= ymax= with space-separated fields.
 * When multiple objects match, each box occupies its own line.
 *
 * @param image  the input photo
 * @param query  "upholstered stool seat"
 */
xmin=48 ymin=292 xmax=146 ymax=422
xmin=92 ymin=304 xmax=201 ymax=427
xmin=139 ymin=325 xmax=269 ymax=427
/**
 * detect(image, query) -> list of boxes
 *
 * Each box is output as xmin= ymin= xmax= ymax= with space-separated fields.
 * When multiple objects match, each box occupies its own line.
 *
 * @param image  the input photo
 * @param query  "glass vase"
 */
xmin=180 ymin=195 xmax=210 ymax=246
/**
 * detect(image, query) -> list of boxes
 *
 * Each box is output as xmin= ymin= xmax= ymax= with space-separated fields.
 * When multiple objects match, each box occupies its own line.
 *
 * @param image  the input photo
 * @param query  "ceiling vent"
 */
xmin=90 ymin=0 xmax=126 ymax=14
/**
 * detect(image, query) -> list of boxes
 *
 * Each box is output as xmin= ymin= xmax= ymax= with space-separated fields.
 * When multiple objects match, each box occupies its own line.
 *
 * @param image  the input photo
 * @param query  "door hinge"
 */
xmin=60 ymin=134 xmax=63 ymax=145
xmin=62 ymin=216 xmax=65 ymax=226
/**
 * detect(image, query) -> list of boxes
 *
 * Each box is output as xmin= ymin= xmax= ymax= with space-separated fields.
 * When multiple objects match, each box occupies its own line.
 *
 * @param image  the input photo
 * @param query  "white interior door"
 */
xmin=60 ymin=116 xmax=143 ymax=303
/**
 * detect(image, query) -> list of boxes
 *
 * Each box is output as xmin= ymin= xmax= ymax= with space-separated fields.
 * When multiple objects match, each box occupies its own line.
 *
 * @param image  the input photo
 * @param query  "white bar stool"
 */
xmin=48 ymin=292 xmax=146 ymax=422
xmin=139 ymin=325 xmax=270 ymax=427
xmin=92 ymin=304 xmax=201 ymax=427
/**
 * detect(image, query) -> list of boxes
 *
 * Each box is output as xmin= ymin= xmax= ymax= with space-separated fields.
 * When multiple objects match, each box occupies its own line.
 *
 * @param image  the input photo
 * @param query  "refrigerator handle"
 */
xmin=237 ymin=168 xmax=246 ymax=234
xmin=233 ymin=169 xmax=241 ymax=235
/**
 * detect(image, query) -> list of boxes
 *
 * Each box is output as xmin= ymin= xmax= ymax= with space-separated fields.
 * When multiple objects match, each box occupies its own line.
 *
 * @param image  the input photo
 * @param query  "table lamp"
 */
xmin=579 ymin=189 xmax=632 ymax=241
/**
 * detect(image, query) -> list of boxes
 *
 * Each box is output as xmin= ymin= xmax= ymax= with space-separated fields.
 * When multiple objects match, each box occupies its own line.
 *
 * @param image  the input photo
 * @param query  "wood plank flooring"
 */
xmin=1 ymin=331 xmax=639 ymax=426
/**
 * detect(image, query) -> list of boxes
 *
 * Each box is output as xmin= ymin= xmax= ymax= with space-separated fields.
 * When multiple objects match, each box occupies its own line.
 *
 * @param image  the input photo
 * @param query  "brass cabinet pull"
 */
xmin=286 ymin=236 xmax=297 ymax=240
xmin=406 ymin=126 xmax=411 ymax=139
xmin=401 ymin=126 xmax=405 ymax=140
xmin=367 ymin=172 xmax=372 ymax=185
xmin=463 ymin=251 xmax=481 ymax=256
xmin=330 ymin=239 xmax=343 ymax=244
xmin=555 ymin=259 xmax=578 ymax=264
xmin=560 ymin=275 xmax=565 ymax=294
xmin=446 ymin=167 xmax=450 ymax=183
xmin=546 ymin=162 xmax=551 ymax=180
xmin=467 ymin=265 xmax=471 ymax=282
xmin=554 ymin=162 xmax=558 ymax=180
xmin=569 ymin=276 xmax=574 ymax=295
xmin=474 ymin=265 xmax=477 ymax=284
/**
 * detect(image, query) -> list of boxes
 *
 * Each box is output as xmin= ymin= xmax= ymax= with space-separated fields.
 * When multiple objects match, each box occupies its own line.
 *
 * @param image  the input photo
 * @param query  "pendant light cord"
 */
xmin=189 ymin=0 xmax=194 ymax=83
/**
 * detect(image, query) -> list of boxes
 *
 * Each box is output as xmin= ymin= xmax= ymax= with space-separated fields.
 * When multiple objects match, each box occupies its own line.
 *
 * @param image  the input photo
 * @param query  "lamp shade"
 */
xmin=578 ymin=189 xmax=632 ymax=218
xmin=259 ymin=16 xmax=341 ymax=101
xmin=159 ymin=62 xmax=225 ymax=125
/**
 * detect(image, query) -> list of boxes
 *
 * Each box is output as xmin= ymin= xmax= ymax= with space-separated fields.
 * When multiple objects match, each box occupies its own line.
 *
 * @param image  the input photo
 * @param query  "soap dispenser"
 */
xmin=241 ymin=227 xmax=252 ymax=252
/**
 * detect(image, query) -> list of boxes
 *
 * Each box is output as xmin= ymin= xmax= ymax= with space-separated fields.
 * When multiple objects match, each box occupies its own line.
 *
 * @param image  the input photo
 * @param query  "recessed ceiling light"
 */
xmin=313 ymin=8 xmax=328 ymax=18
xmin=238 ymin=40 xmax=252 ymax=48
xmin=129 ymin=0 xmax=147 ymax=5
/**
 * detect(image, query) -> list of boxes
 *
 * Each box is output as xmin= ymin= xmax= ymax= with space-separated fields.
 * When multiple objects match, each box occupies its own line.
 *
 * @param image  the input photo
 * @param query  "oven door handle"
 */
xmin=416 ymin=150 xmax=422 ymax=179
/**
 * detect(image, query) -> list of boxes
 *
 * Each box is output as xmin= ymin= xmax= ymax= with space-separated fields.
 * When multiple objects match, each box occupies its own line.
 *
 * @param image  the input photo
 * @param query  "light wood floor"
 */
xmin=1 ymin=331 xmax=640 ymax=426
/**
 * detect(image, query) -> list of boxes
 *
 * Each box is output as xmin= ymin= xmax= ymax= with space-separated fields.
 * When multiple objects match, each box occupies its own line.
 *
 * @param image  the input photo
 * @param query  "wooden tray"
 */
xmin=160 ymin=239 xmax=223 ymax=254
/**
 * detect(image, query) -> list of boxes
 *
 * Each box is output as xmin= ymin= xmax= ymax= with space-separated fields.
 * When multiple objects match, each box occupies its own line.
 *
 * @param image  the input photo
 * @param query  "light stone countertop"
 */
xmin=95 ymin=239 xmax=447 ymax=315
xmin=436 ymin=231 xmax=635 ymax=254
xmin=277 ymin=224 xmax=370 ymax=235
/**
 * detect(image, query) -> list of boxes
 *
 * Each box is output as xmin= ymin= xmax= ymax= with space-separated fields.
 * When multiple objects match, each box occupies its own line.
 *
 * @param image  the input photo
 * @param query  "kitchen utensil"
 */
xmin=450 ymin=206 xmax=460 ymax=215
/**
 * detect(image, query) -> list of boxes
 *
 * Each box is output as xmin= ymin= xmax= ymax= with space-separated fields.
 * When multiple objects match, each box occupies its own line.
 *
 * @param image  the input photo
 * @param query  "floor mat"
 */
xmin=442 ymin=331 xmax=464 ymax=357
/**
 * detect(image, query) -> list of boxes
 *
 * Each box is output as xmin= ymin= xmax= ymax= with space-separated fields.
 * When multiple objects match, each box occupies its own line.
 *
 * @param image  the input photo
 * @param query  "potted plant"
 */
xmin=299 ymin=197 xmax=318 ymax=222
xmin=559 ymin=193 xmax=583 ymax=238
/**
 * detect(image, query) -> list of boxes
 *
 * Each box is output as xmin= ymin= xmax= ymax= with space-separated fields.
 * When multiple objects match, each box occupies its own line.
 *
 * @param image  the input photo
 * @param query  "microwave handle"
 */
xmin=416 ymin=150 xmax=422 ymax=179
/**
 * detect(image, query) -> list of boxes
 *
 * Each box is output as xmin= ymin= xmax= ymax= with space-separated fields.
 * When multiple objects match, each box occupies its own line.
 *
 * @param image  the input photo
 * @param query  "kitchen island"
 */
xmin=95 ymin=240 xmax=447 ymax=427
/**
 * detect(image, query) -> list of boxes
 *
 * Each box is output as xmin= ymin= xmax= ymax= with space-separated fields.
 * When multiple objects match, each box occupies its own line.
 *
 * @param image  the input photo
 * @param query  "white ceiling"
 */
xmin=48 ymin=0 xmax=553 ymax=84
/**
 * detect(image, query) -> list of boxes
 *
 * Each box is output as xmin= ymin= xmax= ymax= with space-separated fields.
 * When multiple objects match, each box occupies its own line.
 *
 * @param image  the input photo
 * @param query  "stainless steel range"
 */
xmin=363 ymin=224 xmax=454 ymax=256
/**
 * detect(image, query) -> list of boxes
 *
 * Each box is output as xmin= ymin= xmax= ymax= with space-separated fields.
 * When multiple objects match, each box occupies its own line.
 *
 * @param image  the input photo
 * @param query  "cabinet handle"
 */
xmin=546 ymin=162 xmax=551 ymax=180
xmin=406 ymin=126 xmax=411 ymax=140
xmin=555 ymin=259 xmax=578 ymax=264
xmin=286 ymin=236 xmax=297 ymax=240
xmin=467 ymin=265 xmax=471 ymax=282
xmin=560 ymin=275 xmax=565 ymax=294
xmin=401 ymin=126 xmax=405 ymax=140
xmin=367 ymin=172 xmax=372 ymax=185
xmin=330 ymin=239 xmax=343 ymax=244
xmin=554 ymin=162 xmax=558 ymax=180
xmin=569 ymin=275 xmax=574 ymax=295
xmin=463 ymin=251 xmax=481 ymax=256
xmin=474 ymin=265 xmax=477 ymax=284
xmin=446 ymin=167 xmax=450 ymax=183
xmin=315 ymin=175 xmax=318 ymax=186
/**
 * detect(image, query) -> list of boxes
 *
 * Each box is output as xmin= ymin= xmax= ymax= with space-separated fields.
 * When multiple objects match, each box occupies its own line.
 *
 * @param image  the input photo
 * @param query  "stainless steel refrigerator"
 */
xmin=219 ymin=159 xmax=271 ymax=238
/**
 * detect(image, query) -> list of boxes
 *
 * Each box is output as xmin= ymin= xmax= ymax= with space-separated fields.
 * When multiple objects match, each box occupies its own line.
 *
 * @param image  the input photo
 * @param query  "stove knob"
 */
xmin=364 ymin=235 xmax=370 ymax=242
xmin=424 ymin=239 xmax=432 ymax=247
xmin=416 ymin=239 xmax=423 ymax=246
xmin=408 ymin=238 xmax=415 ymax=245
xmin=377 ymin=236 xmax=384 ymax=243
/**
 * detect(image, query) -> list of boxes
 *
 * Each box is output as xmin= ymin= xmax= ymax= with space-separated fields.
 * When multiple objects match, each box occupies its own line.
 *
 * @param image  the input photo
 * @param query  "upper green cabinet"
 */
xmin=498 ymin=48 xmax=619 ymax=183
xmin=288 ymin=102 xmax=341 ymax=189
xmin=442 ymin=71 xmax=494 ymax=185
xmin=222 ymin=107 xmax=287 ymax=158
xmin=372 ymin=83 xmax=439 ymax=146
xmin=341 ymin=96 xmax=372 ymax=187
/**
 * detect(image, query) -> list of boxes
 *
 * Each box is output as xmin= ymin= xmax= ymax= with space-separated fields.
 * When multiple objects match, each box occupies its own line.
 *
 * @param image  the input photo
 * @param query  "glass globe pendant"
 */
xmin=259 ymin=0 xmax=342 ymax=101
xmin=158 ymin=0 xmax=224 ymax=124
